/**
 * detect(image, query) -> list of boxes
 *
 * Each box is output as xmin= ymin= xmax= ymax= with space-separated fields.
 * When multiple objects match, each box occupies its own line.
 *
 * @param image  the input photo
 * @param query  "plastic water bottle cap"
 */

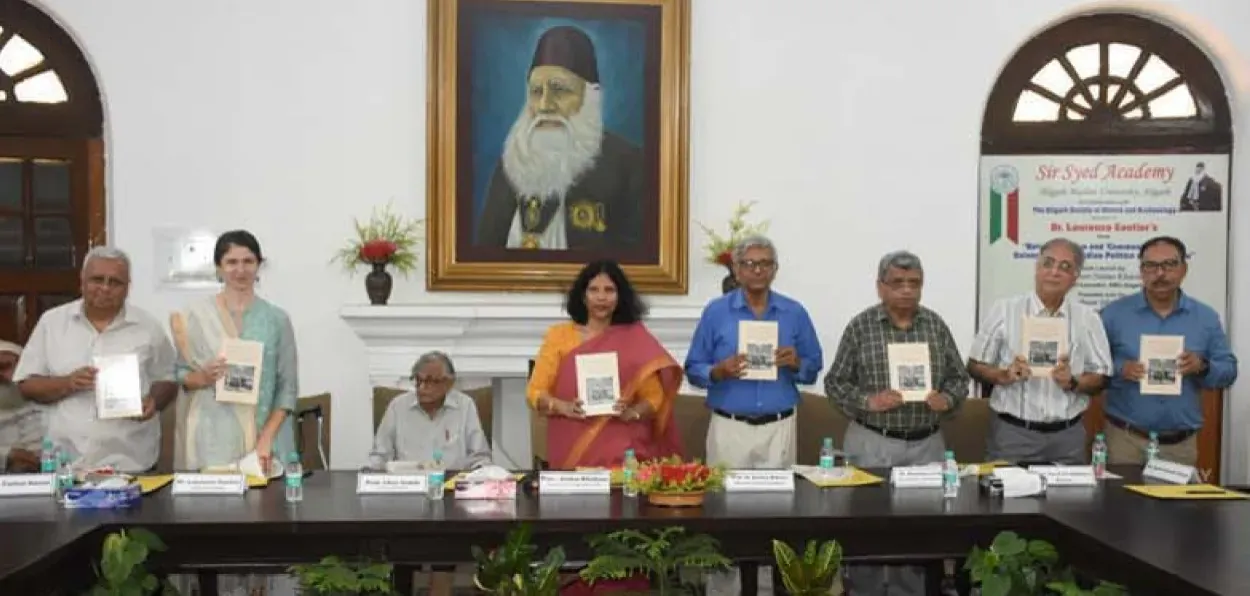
xmin=288 ymin=452 xmax=300 ymax=463
xmin=944 ymin=450 xmax=954 ymax=457
xmin=625 ymin=448 xmax=634 ymax=457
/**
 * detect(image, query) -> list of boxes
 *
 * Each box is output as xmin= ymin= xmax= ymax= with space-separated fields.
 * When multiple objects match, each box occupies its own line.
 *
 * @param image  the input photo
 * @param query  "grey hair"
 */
xmin=81 ymin=246 xmax=131 ymax=275
xmin=877 ymin=250 xmax=923 ymax=282
xmin=731 ymin=234 xmax=777 ymax=264
xmin=1039 ymin=237 xmax=1085 ymax=272
xmin=411 ymin=350 xmax=456 ymax=379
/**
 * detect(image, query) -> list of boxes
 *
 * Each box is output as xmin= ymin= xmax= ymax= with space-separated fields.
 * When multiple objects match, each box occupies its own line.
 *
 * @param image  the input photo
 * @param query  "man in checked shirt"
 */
xmin=824 ymin=250 xmax=970 ymax=596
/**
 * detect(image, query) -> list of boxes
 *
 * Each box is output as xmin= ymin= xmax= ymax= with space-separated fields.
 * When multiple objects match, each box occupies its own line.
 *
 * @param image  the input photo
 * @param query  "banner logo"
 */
xmin=989 ymin=165 xmax=1020 ymax=244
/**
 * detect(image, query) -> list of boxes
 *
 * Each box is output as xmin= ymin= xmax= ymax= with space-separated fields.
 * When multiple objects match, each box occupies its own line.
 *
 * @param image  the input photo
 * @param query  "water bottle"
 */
xmin=1145 ymin=431 xmax=1160 ymax=464
xmin=1091 ymin=433 xmax=1108 ymax=479
xmin=942 ymin=450 xmax=960 ymax=499
xmin=54 ymin=450 xmax=74 ymax=503
xmin=40 ymin=437 xmax=57 ymax=473
xmin=284 ymin=452 xmax=303 ymax=503
xmin=622 ymin=449 xmax=639 ymax=498
xmin=427 ymin=449 xmax=445 ymax=500
xmin=819 ymin=437 xmax=835 ymax=479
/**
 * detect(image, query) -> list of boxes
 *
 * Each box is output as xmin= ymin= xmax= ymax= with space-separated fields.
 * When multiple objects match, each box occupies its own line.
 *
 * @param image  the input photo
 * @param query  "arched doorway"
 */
xmin=0 ymin=0 xmax=105 ymax=344
xmin=979 ymin=13 xmax=1232 ymax=480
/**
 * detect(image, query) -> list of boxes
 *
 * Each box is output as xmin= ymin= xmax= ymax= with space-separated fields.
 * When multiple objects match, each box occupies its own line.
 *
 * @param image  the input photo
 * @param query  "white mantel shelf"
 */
xmin=341 ymin=301 xmax=706 ymax=384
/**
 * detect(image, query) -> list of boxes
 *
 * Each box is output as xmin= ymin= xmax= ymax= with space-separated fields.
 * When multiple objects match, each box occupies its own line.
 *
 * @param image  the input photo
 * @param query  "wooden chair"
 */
xmin=295 ymin=393 xmax=331 ymax=471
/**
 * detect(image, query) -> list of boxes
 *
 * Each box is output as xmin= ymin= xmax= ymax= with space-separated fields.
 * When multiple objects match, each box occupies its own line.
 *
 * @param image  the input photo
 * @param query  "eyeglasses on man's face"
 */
xmin=411 ymin=376 xmax=450 ymax=387
xmin=736 ymin=259 xmax=777 ymax=272
xmin=1140 ymin=259 xmax=1182 ymax=274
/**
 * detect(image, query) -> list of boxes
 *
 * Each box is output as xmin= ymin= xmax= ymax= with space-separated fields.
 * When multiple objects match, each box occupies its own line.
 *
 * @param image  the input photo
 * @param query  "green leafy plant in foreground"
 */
xmin=965 ymin=531 xmax=1125 ymax=596
xmin=580 ymin=527 xmax=732 ymax=596
xmin=86 ymin=528 xmax=180 ymax=596
xmin=287 ymin=556 xmax=394 ymax=595
xmin=772 ymin=539 xmax=844 ymax=595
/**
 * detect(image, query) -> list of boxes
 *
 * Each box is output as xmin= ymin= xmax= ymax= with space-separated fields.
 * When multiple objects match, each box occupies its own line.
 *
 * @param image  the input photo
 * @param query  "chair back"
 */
xmin=295 ymin=393 xmax=331 ymax=470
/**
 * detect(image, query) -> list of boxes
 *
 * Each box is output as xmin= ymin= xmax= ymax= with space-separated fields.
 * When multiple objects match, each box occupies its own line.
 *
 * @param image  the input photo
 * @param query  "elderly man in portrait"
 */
xmin=476 ymin=24 xmax=644 ymax=250
xmin=685 ymin=235 xmax=824 ymax=595
xmin=1177 ymin=162 xmax=1223 ymax=212
xmin=0 ymin=340 xmax=46 ymax=473
xmin=967 ymin=238 xmax=1112 ymax=464
xmin=824 ymin=250 xmax=970 ymax=596
xmin=15 ymin=247 xmax=178 ymax=474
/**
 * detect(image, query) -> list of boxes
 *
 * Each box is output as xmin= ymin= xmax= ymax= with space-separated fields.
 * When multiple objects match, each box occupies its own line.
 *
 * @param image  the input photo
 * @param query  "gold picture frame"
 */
xmin=426 ymin=0 xmax=690 ymax=293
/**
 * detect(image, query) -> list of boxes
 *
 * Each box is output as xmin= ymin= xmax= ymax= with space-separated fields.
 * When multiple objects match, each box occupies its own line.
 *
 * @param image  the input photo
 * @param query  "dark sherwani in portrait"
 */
xmin=1177 ymin=162 xmax=1223 ymax=212
xmin=476 ymin=25 xmax=644 ymax=251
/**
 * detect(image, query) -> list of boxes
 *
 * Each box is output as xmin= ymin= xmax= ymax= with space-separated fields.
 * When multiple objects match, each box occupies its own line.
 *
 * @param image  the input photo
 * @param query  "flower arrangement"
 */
xmin=332 ymin=201 xmax=425 ymax=277
xmin=697 ymin=201 xmax=770 ymax=267
xmin=629 ymin=456 xmax=725 ymax=495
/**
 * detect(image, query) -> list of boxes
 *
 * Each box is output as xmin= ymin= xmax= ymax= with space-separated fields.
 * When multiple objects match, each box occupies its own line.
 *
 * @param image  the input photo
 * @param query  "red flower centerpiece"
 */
xmin=628 ymin=456 xmax=725 ymax=508
xmin=332 ymin=202 xmax=423 ymax=306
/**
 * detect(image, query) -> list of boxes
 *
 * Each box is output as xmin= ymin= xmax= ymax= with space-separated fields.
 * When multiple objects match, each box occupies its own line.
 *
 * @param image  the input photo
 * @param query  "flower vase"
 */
xmin=365 ymin=262 xmax=393 ymax=305
xmin=646 ymin=490 xmax=706 ymax=508
xmin=721 ymin=265 xmax=739 ymax=294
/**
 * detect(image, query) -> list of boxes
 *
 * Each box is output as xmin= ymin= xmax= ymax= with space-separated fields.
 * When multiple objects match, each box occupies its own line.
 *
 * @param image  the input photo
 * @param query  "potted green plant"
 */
xmin=472 ymin=523 xmax=565 ymax=595
xmin=772 ymin=539 xmax=843 ymax=595
xmin=966 ymin=531 xmax=1125 ymax=596
xmin=579 ymin=526 xmax=732 ymax=595
xmin=86 ymin=528 xmax=180 ymax=596
xmin=332 ymin=200 xmax=424 ymax=305
xmin=287 ymin=556 xmax=394 ymax=595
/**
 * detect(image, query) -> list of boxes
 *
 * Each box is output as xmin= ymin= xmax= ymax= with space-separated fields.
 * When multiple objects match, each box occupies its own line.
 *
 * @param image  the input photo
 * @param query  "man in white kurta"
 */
xmin=15 ymin=248 xmax=178 ymax=473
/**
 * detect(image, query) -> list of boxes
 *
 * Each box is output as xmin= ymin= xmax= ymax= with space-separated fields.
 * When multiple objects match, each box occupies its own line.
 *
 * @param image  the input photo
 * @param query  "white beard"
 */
xmin=501 ymin=86 xmax=604 ymax=199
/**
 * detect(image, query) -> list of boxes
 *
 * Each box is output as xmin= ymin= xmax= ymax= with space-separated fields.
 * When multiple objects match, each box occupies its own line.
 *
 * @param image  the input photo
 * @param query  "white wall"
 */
xmin=34 ymin=0 xmax=1250 ymax=480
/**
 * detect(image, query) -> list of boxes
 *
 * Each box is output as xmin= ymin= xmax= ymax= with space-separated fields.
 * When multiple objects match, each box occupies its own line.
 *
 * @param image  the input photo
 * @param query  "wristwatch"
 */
xmin=1066 ymin=377 xmax=1079 ymax=392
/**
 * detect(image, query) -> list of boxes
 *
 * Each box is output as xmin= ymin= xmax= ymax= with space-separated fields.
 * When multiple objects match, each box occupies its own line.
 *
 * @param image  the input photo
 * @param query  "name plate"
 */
xmin=890 ymin=465 xmax=943 ymax=488
xmin=172 ymin=473 xmax=246 ymax=495
xmin=1027 ymin=465 xmax=1097 ymax=486
xmin=725 ymin=469 xmax=796 ymax=492
xmin=357 ymin=473 xmax=428 ymax=494
xmin=1142 ymin=459 xmax=1195 ymax=485
xmin=538 ymin=471 xmax=611 ymax=495
xmin=0 ymin=473 xmax=55 ymax=497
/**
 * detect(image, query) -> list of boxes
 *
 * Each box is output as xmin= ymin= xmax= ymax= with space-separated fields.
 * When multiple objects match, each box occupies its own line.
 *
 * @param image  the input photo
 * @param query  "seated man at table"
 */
xmin=368 ymin=351 xmax=491 ymax=472
xmin=15 ymin=247 xmax=178 ymax=473
xmin=0 ymin=340 xmax=47 ymax=473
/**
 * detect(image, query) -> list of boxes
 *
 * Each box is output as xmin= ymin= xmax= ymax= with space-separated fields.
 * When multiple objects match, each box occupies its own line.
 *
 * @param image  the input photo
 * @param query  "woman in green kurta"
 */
xmin=171 ymin=230 xmax=298 ymax=474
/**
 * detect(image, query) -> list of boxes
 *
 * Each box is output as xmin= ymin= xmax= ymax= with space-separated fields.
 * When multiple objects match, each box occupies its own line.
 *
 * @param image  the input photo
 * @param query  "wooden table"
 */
xmin=1 ymin=468 xmax=1247 ymax=595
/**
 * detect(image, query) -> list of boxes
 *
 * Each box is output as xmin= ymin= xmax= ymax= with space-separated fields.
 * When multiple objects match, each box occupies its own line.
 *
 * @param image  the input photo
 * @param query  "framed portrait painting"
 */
xmin=426 ymin=0 xmax=690 ymax=293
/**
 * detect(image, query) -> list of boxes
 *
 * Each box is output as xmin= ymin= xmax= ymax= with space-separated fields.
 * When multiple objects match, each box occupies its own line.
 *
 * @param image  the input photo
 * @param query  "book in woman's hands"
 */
xmin=94 ymin=353 xmax=143 ymax=419
xmin=575 ymin=352 xmax=620 ymax=417
xmin=215 ymin=339 xmax=264 ymax=405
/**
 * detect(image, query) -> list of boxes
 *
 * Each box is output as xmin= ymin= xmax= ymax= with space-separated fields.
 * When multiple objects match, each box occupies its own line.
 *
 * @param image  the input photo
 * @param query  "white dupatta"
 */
xmin=170 ymin=297 xmax=258 ymax=470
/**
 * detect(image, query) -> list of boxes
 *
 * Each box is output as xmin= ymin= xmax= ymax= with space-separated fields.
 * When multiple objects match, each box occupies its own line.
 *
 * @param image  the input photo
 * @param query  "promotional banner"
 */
xmin=977 ymin=154 xmax=1229 ymax=324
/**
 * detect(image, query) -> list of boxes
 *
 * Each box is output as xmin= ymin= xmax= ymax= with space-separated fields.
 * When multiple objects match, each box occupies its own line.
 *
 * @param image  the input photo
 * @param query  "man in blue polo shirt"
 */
xmin=685 ymin=234 xmax=822 ymax=594
xmin=1101 ymin=236 xmax=1237 ymax=466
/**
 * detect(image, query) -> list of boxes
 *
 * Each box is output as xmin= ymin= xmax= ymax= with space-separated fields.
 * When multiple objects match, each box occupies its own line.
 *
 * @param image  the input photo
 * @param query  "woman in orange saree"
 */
xmin=528 ymin=260 xmax=685 ymax=470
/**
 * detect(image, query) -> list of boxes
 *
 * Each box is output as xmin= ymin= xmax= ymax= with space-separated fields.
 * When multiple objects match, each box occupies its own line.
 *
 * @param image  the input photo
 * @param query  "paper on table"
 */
xmin=93 ymin=353 xmax=144 ymax=419
xmin=738 ymin=320 xmax=778 ymax=381
xmin=575 ymin=352 xmax=620 ymax=417
xmin=887 ymin=343 xmax=931 ymax=402
xmin=135 ymin=475 xmax=174 ymax=495
xmin=216 ymin=339 xmax=264 ymax=405
xmin=1139 ymin=335 xmax=1184 ymax=395
xmin=1021 ymin=316 xmax=1067 ymax=376
xmin=792 ymin=465 xmax=884 ymax=487
xmin=1124 ymin=484 xmax=1248 ymax=500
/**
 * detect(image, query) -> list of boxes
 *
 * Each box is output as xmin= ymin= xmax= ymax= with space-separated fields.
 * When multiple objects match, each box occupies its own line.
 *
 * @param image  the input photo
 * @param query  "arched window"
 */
xmin=980 ymin=13 xmax=1232 ymax=481
xmin=983 ymin=13 xmax=1230 ymax=153
xmin=0 ymin=1 xmax=104 ymax=343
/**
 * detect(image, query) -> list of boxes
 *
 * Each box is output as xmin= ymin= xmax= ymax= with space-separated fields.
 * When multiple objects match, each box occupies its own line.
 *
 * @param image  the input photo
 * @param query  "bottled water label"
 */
xmin=285 ymin=473 xmax=301 ymax=488
xmin=429 ymin=472 xmax=445 ymax=487
xmin=819 ymin=455 xmax=833 ymax=469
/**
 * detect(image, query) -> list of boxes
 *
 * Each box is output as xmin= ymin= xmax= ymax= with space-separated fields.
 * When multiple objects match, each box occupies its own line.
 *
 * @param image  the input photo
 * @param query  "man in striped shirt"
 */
xmin=967 ymin=238 xmax=1112 ymax=464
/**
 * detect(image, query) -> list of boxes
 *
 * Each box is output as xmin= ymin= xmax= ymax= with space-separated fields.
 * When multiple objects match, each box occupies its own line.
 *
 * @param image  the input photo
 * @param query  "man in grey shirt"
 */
xmin=368 ymin=351 xmax=491 ymax=471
